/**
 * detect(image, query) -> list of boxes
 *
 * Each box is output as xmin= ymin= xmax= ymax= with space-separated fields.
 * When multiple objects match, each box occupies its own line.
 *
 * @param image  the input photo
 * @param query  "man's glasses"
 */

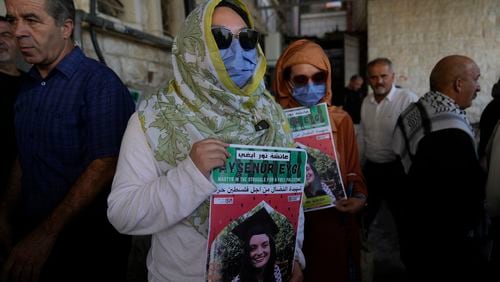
xmin=211 ymin=26 xmax=260 ymax=50
xmin=291 ymin=72 xmax=327 ymax=86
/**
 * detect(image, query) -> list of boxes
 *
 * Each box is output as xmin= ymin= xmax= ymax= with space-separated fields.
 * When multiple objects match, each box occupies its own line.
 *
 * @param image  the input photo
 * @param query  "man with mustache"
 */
xmin=360 ymin=58 xmax=417 ymax=258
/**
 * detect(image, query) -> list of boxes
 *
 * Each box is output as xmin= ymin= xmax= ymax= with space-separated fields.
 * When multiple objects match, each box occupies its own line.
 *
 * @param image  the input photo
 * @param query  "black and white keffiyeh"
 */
xmin=393 ymin=91 xmax=476 ymax=173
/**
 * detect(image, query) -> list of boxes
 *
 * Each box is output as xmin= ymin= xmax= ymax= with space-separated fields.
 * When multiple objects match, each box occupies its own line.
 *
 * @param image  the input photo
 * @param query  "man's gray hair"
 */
xmin=46 ymin=0 xmax=75 ymax=26
xmin=367 ymin=58 xmax=393 ymax=73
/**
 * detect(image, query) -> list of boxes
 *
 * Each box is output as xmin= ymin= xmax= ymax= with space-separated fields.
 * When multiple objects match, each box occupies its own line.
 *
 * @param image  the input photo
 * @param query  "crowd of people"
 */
xmin=0 ymin=0 xmax=498 ymax=282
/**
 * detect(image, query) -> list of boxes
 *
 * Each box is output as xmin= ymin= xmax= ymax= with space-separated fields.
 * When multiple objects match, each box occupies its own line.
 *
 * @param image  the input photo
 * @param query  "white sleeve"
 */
xmin=107 ymin=113 xmax=216 ymax=235
xmin=294 ymin=206 xmax=306 ymax=269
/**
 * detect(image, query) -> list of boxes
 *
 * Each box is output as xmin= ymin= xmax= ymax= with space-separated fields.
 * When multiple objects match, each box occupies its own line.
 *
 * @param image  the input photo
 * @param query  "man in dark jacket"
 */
xmin=0 ymin=15 xmax=23 ymax=192
xmin=393 ymin=55 xmax=487 ymax=282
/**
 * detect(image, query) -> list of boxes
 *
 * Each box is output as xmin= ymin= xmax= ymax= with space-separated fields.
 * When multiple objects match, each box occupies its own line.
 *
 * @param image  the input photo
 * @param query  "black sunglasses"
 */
xmin=292 ymin=72 xmax=327 ymax=86
xmin=211 ymin=26 xmax=260 ymax=50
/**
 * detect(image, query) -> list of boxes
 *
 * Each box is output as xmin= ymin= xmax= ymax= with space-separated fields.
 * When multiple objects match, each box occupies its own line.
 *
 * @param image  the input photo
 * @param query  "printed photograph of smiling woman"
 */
xmin=231 ymin=207 xmax=281 ymax=282
xmin=304 ymin=156 xmax=336 ymax=201
xmin=207 ymin=202 xmax=298 ymax=282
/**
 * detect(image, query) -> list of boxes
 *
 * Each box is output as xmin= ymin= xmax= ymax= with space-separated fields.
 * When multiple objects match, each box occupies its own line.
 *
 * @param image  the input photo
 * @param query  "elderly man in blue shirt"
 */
xmin=0 ymin=0 xmax=135 ymax=281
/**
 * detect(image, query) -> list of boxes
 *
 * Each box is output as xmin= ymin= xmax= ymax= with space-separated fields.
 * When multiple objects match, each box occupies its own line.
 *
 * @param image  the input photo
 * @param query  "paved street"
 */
xmin=367 ymin=202 xmax=408 ymax=282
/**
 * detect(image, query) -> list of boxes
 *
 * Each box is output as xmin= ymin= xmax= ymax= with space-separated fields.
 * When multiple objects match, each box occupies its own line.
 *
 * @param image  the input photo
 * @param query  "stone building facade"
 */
xmin=72 ymin=0 xmax=276 ymax=105
xmin=73 ymin=0 xmax=181 ymax=104
xmin=367 ymin=0 xmax=500 ymax=122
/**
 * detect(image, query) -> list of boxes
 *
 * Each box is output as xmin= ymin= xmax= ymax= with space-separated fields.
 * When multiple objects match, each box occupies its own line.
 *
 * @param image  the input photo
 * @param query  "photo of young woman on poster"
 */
xmin=230 ymin=208 xmax=282 ymax=282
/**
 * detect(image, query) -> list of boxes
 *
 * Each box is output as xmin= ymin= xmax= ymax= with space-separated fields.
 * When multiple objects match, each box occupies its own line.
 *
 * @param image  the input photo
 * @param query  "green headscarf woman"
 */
xmin=139 ymin=0 xmax=293 ymax=169
xmin=107 ymin=1 xmax=303 ymax=281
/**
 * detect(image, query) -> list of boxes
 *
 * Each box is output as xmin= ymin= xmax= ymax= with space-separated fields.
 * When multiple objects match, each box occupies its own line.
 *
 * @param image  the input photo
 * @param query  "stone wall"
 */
xmin=74 ymin=0 xmax=270 ymax=106
xmin=368 ymin=0 xmax=500 ymax=122
xmin=80 ymin=30 xmax=172 ymax=104
xmin=73 ymin=0 xmax=175 ymax=105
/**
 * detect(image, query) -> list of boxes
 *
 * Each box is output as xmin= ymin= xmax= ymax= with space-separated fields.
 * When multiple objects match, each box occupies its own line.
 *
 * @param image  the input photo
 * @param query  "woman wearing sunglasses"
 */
xmin=273 ymin=39 xmax=367 ymax=282
xmin=107 ymin=0 xmax=305 ymax=281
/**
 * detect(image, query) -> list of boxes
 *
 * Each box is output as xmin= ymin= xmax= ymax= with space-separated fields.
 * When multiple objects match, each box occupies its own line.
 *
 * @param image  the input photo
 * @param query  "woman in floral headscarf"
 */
xmin=107 ymin=1 xmax=305 ymax=281
xmin=273 ymin=39 xmax=367 ymax=282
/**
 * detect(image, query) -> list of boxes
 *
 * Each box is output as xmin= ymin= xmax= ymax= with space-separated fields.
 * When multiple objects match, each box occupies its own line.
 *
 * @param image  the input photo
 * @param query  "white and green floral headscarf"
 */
xmin=138 ymin=0 xmax=293 ymax=170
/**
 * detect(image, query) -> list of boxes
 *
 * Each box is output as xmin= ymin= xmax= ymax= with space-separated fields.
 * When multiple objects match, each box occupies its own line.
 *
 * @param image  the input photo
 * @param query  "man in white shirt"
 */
xmin=360 ymin=58 xmax=418 ymax=243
